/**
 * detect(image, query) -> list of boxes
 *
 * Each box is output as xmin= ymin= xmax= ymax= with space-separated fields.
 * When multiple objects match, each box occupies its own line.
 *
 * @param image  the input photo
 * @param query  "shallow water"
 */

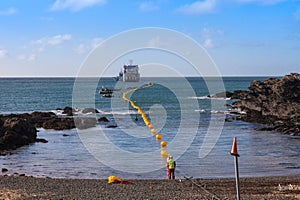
xmin=1 ymin=77 xmax=299 ymax=179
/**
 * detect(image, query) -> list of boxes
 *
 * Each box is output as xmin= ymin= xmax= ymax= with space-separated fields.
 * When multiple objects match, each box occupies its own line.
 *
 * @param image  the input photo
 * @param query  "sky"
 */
xmin=0 ymin=0 xmax=300 ymax=77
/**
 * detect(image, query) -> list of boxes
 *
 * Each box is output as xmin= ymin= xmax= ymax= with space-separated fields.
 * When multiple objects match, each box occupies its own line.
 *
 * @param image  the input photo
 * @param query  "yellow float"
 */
xmin=151 ymin=128 xmax=157 ymax=134
xmin=160 ymin=149 xmax=168 ymax=156
xmin=160 ymin=141 xmax=167 ymax=148
xmin=155 ymin=134 xmax=162 ymax=140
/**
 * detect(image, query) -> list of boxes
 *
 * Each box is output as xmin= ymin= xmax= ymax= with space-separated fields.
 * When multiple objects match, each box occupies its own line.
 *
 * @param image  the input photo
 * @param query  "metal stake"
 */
xmin=234 ymin=155 xmax=241 ymax=200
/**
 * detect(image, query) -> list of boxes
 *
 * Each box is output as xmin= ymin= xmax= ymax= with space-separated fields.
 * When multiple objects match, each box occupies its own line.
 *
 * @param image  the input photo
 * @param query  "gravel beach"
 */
xmin=0 ymin=175 xmax=299 ymax=200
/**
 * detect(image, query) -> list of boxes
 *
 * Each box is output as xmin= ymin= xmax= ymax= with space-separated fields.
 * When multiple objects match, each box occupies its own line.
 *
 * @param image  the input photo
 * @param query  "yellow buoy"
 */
xmin=151 ymin=128 xmax=157 ymax=134
xmin=160 ymin=141 xmax=167 ymax=148
xmin=155 ymin=134 xmax=162 ymax=140
xmin=147 ymin=123 xmax=153 ymax=128
xmin=160 ymin=149 xmax=168 ymax=156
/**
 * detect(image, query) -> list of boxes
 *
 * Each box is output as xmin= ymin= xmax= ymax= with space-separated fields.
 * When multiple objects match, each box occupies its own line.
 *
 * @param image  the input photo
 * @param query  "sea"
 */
xmin=0 ymin=77 xmax=299 ymax=179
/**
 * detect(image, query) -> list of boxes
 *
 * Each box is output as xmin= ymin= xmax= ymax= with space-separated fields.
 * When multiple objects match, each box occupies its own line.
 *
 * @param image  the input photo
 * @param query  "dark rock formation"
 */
xmin=0 ymin=107 xmax=99 ymax=150
xmin=62 ymin=106 xmax=75 ymax=116
xmin=42 ymin=117 xmax=75 ymax=130
xmin=36 ymin=138 xmax=48 ymax=143
xmin=231 ymin=73 xmax=300 ymax=136
xmin=0 ymin=117 xmax=37 ymax=150
xmin=82 ymin=108 xmax=99 ymax=114
xmin=105 ymin=124 xmax=118 ymax=128
xmin=98 ymin=117 xmax=109 ymax=122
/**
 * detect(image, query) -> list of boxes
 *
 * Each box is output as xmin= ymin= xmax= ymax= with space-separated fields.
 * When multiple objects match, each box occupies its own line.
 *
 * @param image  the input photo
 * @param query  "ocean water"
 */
xmin=0 ymin=77 xmax=299 ymax=179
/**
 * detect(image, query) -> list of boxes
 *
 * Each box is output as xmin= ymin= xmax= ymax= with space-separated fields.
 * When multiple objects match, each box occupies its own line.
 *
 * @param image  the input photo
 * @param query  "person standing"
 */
xmin=167 ymin=155 xmax=176 ymax=180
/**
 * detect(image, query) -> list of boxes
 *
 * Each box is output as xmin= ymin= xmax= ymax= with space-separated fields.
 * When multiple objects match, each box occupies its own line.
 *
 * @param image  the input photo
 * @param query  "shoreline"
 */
xmin=0 ymin=175 xmax=299 ymax=199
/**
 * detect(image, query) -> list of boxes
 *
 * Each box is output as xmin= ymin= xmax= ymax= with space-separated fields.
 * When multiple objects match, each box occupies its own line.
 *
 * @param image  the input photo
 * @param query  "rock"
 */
xmin=0 ymin=117 xmax=37 ymax=150
xmin=210 ymin=91 xmax=233 ymax=98
xmin=63 ymin=106 xmax=75 ymax=116
xmin=74 ymin=117 xmax=97 ymax=129
xmin=36 ymin=138 xmax=48 ymax=143
xmin=1 ymin=168 xmax=8 ymax=173
xmin=231 ymin=73 xmax=300 ymax=136
xmin=42 ymin=117 xmax=75 ymax=130
xmin=98 ymin=117 xmax=109 ymax=122
xmin=105 ymin=124 xmax=118 ymax=128
xmin=82 ymin=108 xmax=99 ymax=114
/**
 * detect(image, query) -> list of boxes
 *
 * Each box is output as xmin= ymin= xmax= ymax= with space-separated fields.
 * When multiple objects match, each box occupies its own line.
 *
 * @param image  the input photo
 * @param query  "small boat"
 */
xmin=99 ymin=86 xmax=113 ymax=94
xmin=102 ymin=93 xmax=113 ymax=98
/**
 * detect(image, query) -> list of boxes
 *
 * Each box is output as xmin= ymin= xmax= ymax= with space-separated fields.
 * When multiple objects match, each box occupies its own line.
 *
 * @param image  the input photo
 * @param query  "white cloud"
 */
xmin=0 ymin=49 xmax=9 ymax=58
xmin=75 ymin=37 xmax=103 ymax=54
xmin=201 ymin=27 xmax=223 ymax=38
xmin=203 ymin=38 xmax=215 ymax=48
xmin=51 ymin=0 xmax=106 ymax=12
xmin=177 ymin=0 xmax=216 ymax=15
xmin=18 ymin=54 xmax=36 ymax=62
xmin=201 ymin=27 xmax=223 ymax=48
xmin=0 ymin=7 xmax=17 ymax=16
xmin=139 ymin=1 xmax=160 ymax=12
xmin=34 ymin=34 xmax=72 ymax=47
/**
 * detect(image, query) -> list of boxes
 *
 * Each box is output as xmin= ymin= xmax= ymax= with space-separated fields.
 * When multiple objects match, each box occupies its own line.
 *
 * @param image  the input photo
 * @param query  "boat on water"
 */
xmin=113 ymin=60 xmax=140 ymax=82
xmin=99 ymin=86 xmax=113 ymax=94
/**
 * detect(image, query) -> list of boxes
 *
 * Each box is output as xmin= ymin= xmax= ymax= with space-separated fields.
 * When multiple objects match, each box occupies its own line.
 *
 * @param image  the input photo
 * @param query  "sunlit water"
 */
xmin=1 ymin=77 xmax=299 ymax=179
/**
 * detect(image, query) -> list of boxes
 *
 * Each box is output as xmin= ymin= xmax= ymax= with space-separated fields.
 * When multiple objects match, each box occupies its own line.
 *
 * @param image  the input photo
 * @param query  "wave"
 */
xmin=188 ymin=96 xmax=231 ymax=100
xmin=195 ymin=109 xmax=246 ymax=115
xmin=51 ymin=109 xmax=138 ymax=116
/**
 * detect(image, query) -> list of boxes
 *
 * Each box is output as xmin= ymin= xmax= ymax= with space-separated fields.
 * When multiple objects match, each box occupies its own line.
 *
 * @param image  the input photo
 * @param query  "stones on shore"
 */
xmin=229 ymin=73 xmax=300 ymax=136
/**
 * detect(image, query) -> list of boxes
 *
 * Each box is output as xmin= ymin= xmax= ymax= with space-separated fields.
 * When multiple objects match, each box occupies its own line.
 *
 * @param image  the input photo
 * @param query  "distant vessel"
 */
xmin=114 ymin=60 xmax=140 ymax=82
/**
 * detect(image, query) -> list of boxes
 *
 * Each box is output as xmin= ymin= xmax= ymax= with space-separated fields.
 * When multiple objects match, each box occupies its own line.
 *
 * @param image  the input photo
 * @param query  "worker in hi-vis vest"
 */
xmin=167 ymin=155 xmax=176 ymax=180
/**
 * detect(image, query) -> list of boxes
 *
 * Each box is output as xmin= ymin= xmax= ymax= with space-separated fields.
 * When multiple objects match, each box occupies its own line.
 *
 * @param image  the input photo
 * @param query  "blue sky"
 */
xmin=0 ymin=0 xmax=300 ymax=77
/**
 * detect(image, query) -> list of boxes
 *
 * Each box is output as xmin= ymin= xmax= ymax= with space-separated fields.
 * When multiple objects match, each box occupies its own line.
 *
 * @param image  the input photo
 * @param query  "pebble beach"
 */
xmin=0 ymin=175 xmax=299 ymax=200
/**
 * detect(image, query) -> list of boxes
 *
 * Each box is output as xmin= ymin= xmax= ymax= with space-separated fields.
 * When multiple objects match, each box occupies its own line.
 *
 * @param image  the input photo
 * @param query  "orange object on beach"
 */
xmin=230 ymin=136 xmax=239 ymax=157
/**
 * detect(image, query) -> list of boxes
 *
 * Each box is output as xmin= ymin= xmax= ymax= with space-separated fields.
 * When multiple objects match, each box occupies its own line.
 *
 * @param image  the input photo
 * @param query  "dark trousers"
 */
xmin=168 ymin=168 xmax=175 ymax=179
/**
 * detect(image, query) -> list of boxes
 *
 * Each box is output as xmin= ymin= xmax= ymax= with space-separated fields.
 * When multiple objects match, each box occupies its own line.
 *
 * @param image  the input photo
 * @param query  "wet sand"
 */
xmin=0 ymin=175 xmax=299 ymax=200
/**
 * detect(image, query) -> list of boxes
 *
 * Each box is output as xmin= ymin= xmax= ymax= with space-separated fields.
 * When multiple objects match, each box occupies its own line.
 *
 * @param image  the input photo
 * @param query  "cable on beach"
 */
xmin=122 ymin=82 xmax=169 ymax=157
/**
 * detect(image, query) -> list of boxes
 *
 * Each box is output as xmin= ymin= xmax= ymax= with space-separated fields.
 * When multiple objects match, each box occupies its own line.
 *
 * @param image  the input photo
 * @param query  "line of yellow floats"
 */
xmin=122 ymin=82 xmax=169 ymax=157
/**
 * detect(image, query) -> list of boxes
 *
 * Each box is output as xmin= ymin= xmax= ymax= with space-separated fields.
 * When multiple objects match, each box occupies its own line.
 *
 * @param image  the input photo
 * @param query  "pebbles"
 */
xmin=0 ymin=176 xmax=299 ymax=200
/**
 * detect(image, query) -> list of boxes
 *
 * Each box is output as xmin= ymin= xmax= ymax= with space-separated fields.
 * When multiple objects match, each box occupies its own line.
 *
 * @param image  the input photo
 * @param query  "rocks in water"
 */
xmin=0 ymin=117 xmax=37 ymax=150
xmin=98 ymin=117 xmax=109 ymax=122
xmin=62 ymin=106 xmax=75 ymax=116
xmin=105 ymin=124 xmax=118 ymax=128
xmin=82 ymin=108 xmax=99 ymax=114
xmin=0 ymin=106 xmax=103 ymax=150
xmin=231 ymin=73 xmax=300 ymax=136
xmin=35 ymin=138 xmax=48 ymax=143
xmin=209 ymin=91 xmax=233 ymax=98
xmin=74 ymin=117 xmax=97 ymax=129
xmin=42 ymin=117 xmax=75 ymax=130
xmin=2 ymin=168 xmax=8 ymax=173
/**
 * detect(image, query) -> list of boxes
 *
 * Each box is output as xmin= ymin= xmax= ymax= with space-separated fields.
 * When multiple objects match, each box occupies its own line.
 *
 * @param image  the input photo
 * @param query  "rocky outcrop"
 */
xmin=0 ymin=107 xmax=99 ymax=150
xmin=0 ymin=117 xmax=37 ymax=150
xmin=231 ymin=73 xmax=300 ymax=136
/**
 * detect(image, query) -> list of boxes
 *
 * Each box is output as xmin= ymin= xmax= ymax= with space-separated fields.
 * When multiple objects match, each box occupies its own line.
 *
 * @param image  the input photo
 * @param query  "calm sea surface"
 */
xmin=0 ymin=77 xmax=299 ymax=179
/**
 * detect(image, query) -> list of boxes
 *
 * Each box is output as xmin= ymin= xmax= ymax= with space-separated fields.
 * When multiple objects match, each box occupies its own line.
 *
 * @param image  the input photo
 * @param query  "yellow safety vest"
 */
xmin=168 ymin=159 xmax=175 ymax=169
